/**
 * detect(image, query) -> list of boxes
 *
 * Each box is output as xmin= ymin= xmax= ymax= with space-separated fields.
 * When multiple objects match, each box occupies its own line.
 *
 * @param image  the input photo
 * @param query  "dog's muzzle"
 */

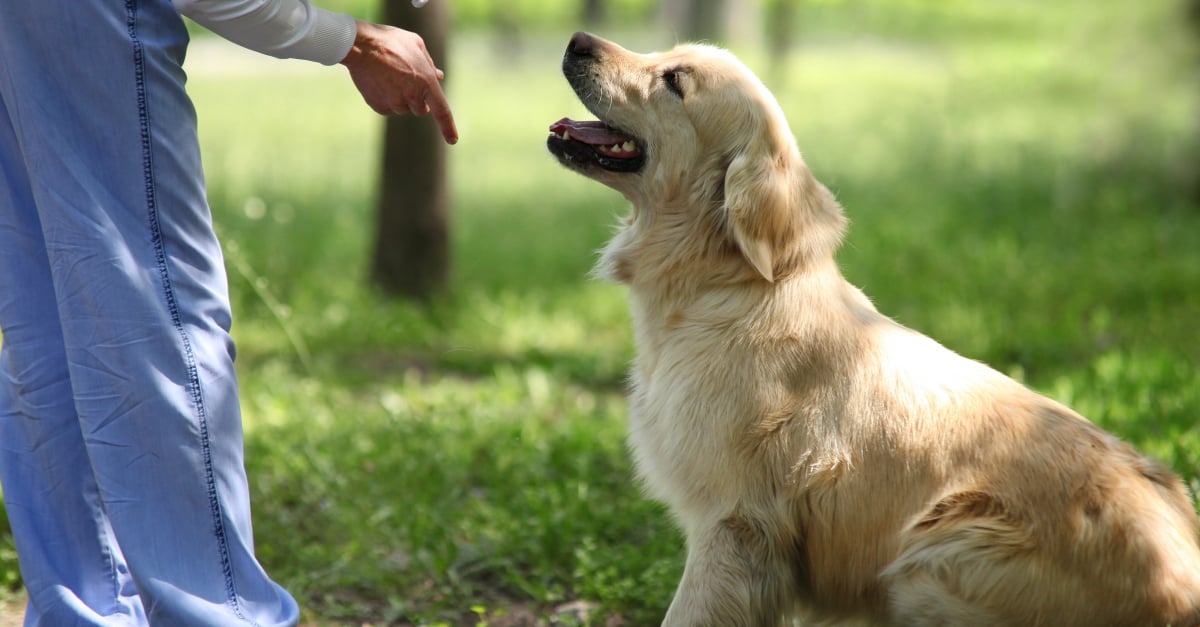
xmin=547 ymin=32 xmax=646 ymax=174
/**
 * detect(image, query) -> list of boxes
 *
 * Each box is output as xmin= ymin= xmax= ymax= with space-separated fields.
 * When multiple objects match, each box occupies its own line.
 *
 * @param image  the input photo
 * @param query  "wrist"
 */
xmin=340 ymin=19 xmax=378 ymax=67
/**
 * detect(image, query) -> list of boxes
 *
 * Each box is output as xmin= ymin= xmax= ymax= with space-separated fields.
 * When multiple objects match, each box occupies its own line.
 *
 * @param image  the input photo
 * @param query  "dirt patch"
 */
xmin=0 ymin=594 xmax=25 ymax=626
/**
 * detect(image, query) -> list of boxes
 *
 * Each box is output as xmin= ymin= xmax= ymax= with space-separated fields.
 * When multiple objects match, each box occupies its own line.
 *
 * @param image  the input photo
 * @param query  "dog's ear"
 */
xmin=723 ymin=138 xmax=796 ymax=283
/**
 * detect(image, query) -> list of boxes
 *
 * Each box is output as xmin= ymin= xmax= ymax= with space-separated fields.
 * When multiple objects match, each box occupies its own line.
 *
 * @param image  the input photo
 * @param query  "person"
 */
xmin=0 ymin=0 xmax=456 ymax=624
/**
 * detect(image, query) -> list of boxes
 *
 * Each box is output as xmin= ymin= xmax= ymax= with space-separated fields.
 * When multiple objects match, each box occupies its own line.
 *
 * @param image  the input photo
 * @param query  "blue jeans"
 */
xmin=0 ymin=1 xmax=300 ymax=625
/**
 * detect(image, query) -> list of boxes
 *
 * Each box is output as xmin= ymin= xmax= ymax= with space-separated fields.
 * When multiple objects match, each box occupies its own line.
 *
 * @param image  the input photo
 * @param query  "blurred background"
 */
xmin=2 ymin=0 xmax=1199 ymax=624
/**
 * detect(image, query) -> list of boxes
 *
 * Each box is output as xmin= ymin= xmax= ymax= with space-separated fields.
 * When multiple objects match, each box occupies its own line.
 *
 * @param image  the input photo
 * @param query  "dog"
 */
xmin=547 ymin=32 xmax=1200 ymax=626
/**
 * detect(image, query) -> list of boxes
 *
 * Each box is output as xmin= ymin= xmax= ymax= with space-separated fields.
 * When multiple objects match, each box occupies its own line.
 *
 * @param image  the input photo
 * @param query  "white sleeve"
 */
xmin=174 ymin=0 xmax=357 ymax=66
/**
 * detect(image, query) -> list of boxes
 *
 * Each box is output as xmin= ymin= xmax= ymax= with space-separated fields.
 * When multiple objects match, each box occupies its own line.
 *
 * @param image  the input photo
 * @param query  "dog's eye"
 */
xmin=662 ymin=70 xmax=684 ymax=98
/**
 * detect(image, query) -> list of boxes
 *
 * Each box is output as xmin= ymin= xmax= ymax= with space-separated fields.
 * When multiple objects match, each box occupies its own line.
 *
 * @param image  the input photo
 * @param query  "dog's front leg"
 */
xmin=661 ymin=514 xmax=790 ymax=627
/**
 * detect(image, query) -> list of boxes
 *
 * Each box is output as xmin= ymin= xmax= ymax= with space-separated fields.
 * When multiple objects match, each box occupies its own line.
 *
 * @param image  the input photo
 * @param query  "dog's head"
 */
xmin=548 ymin=32 xmax=846 ymax=285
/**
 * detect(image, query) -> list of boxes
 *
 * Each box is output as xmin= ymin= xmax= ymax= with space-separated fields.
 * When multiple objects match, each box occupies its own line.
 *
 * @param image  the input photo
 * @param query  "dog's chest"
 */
xmin=624 ymin=322 xmax=763 ymax=515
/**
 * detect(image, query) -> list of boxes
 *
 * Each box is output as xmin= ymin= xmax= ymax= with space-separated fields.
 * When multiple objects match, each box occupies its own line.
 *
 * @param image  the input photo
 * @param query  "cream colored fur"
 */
xmin=553 ymin=33 xmax=1200 ymax=626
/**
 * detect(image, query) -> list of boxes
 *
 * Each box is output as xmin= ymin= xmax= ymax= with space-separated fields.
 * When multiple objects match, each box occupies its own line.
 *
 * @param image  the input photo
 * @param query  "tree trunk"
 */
xmin=765 ymin=0 xmax=797 ymax=84
xmin=765 ymin=0 xmax=796 ymax=58
xmin=582 ymin=0 xmax=606 ymax=28
xmin=370 ymin=0 xmax=451 ymax=301
xmin=690 ymin=0 xmax=724 ymax=41
xmin=661 ymin=0 xmax=759 ymax=46
xmin=664 ymin=0 xmax=726 ymax=42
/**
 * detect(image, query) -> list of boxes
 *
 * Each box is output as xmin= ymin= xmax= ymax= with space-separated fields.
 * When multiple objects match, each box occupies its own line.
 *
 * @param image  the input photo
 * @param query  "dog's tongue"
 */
xmin=550 ymin=118 xmax=632 ymax=145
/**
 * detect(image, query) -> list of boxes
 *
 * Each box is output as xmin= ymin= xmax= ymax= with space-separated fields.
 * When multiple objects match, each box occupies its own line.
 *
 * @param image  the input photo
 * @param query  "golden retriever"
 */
xmin=546 ymin=32 xmax=1200 ymax=626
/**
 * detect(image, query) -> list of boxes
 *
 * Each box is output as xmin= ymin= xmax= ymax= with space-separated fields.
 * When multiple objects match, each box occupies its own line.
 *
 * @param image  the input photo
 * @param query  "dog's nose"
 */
xmin=567 ymin=31 xmax=596 ymax=59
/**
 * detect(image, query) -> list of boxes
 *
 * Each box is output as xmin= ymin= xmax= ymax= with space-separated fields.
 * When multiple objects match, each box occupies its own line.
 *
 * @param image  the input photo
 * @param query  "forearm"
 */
xmin=173 ymin=0 xmax=355 ymax=65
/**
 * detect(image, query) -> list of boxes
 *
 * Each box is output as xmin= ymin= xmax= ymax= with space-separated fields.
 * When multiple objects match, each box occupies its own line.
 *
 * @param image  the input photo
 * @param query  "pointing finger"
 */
xmin=424 ymin=83 xmax=457 ymax=145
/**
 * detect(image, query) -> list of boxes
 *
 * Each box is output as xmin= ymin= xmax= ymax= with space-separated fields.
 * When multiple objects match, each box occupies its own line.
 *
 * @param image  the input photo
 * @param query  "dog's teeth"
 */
xmin=610 ymin=144 xmax=623 ymax=152
xmin=622 ymin=141 xmax=636 ymax=152
xmin=562 ymin=130 xmax=571 ymax=140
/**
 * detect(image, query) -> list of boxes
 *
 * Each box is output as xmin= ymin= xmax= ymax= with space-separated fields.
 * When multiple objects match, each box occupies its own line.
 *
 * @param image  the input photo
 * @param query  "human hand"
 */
xmin=340 ymin=19 xmax=458 ymax=145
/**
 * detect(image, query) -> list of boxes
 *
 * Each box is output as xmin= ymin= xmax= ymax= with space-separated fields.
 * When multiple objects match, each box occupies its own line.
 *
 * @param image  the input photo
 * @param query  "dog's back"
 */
xmin=860 ymin=324 xmax=1200 ymax=625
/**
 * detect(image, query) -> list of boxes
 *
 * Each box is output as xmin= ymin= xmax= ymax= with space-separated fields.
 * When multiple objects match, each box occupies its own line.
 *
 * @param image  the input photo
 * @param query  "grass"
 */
xmin=2 ymin=0 xmax=1199 ymax=624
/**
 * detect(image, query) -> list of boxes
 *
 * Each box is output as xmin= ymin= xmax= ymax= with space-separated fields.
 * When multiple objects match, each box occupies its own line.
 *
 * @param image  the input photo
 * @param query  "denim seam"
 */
xmin=124 ymin=0 xmax=247 ymax=622
xmin=91 ymin=476 xmax=123 ymax=617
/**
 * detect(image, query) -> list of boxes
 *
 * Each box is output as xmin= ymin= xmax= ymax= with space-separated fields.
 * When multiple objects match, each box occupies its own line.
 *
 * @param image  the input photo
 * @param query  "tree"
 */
xmin=765 ymin=0 xmax=797 ymax=59
xmin=371 ymin=0 xmax=451 ymax=301
xmin=662 ymin=0 xmax=727 ymax=42
xmin=765 ymin=0 xmax=798 ymax=84
xmin=1190 ymin=0 xmax=1200 ymax=205
xmin=582 ymin=0 xmax=606 ymax=28
xmin=660 ymin=0 xmax=760 ymax=46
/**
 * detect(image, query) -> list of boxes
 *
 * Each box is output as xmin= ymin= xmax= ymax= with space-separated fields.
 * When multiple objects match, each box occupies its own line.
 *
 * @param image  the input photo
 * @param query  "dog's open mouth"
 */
xmin=547 ymin=118 xmax=645 ymax=173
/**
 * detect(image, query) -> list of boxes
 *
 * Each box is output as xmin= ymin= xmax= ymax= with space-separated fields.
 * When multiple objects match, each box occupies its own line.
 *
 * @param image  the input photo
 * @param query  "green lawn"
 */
xmin=2 ymin=1 xmax=1199 ymax=624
